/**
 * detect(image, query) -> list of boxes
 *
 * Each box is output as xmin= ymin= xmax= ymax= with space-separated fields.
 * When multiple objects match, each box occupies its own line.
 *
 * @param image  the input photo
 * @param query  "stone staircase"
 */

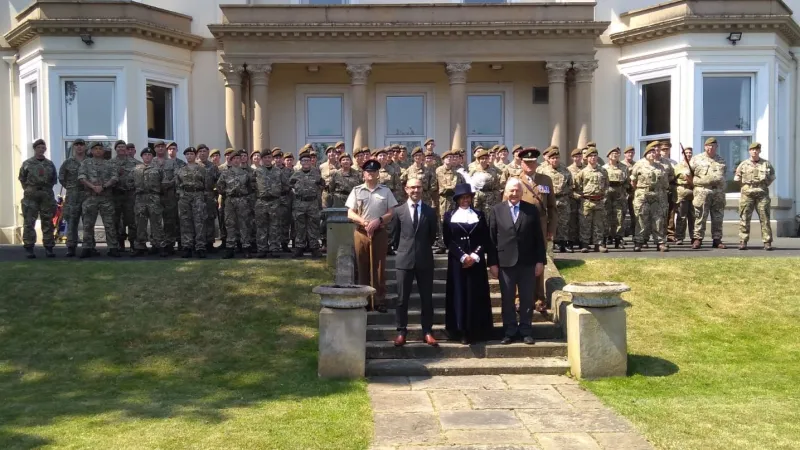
xmin=365 ymin=255 xmax=570 ymax=376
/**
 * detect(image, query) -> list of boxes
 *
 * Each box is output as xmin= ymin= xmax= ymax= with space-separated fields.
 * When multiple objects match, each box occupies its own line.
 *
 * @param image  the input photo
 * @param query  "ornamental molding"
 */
xmin=248 ymin=63 xmax=273 ymax=85
xmin=545 ymin=61 xmax=572 ymax=83
xmin=610 ymin=15 xmax=800 ymax=46
xmin=572 ymin=60 xmax=598 ymax=83
xmin=445 ymin=62 xmax=471 ymax=84
xmin=218 ymin=62 xmax=246 ymax=86
xmin=346 ymin=63 xmax=371 ymax=85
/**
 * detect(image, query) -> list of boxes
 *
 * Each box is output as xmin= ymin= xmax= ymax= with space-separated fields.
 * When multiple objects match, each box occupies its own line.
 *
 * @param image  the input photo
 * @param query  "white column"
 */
xmin=446 ymin=62 xmax=471 ymax=151
xmin=347 ymin=63 xmax=371 ymax=150
xmin=219 ymin=62 xmax=245 ymax=149
xmin=573 ymin=60 xmax=598 ymax=150
xmin=546 ymin=61 xmax=571 ymax=160
xmin=250 ymin=63 xmax=272 ymax=152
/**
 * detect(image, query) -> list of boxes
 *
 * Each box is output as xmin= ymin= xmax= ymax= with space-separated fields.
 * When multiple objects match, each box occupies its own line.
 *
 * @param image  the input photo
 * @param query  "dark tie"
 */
xmin=413 ymin=203 xmax=419 ymax=230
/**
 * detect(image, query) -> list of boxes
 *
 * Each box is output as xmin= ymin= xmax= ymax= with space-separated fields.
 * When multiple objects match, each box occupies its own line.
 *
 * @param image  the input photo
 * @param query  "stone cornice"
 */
xmin=610 ymin=15 xmax=800 ymax=45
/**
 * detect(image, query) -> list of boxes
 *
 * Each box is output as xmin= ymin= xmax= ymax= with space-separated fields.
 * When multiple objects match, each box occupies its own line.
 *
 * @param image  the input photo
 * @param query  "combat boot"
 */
xmin=615 ymin=238 xmax=626 ymax=249
xmin=268 ymin=252 xmax=281 ymax=259
xmin=691 ymin=239 xmax=702 ymax=249
xmin=282 ymin=243 xmax=291 ymax=253
xmin=712 ymin=239 xmax=726 ymax=249
xmin=182 ymin=249 xmax=192 ymax=258
xmin=558 ymin=241 xmax=567 ymax=253
xmin=633 ymin=245 xmax=642 ymax=252
xmin=235 ymin=242 xmax=243 ymax=254
xmin=311 ymin=248 xmax=323 ymax=259
xmin=257 ymin=251 xmax=268 ymax=259
xmin=739 ymin=241 xmax=748 ymax=250
xmin=65 ymin=246 xmax=76 ymax=257
xmin=580 ymin=245 xmax=590 ymax=254
xmin=118 ymin=238 xmax=126 ymax=252
xmin=196 ymin=250 xmax=207 ymax=259
xmin=129 ymin=240 xmax=135 ymax=252
xmin=45 ymin=247 xmax=56 ymax=258
xmin=217 ymin=241 xmax=227 ymax=251
xmin=24 ymin=246 xmax=35 ymax=259
xmin=177 ymin=242 xmax=183 ymax=252
xmin=149 ymin=246 xmax=160 ymax=255
xmin=159 ymin=247 xmax=169 ymax=258
xmin=223 ymin=249 xmax=234 ymax=259
xmin=598 ymin=244 xmax=609 ymax=254
xmin=207 ymin=241 xmax=217 ymax=253
xmin=764 ymin=242 xmax=773 ymax=251
xmin=80 ymin=248 xmax=92 ymax=258
xmin=292 ymin=248 xmax=304 ymax=258
xmin=132 ymin=249 xmax=146 ymax=257
xmin=107 ymin=248 xmax=120 ymax=258
xmin=243 ymin=248 xmax=252 ymax=259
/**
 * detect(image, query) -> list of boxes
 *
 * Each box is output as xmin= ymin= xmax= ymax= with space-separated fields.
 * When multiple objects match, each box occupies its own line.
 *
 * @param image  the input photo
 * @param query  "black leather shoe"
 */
xmin=500 ymin=336 xmax=514 ymax=345
xmin=375 ymin=305 xmax=388 ymax=314
xmin=523 ymin=336 xmax=535 ymax=345
xmin=79 ymin=249 xmax=92 ymax=259
xmin=196 ymin=250 xmax=206 ymax=259
xmin=107 ymin=249 xmax=120 ymax=258
xmin=24 ymin=247 xmax=35 ymax=259
xmin=257 ymin=251 xmax=268 ymax=259
xmin=223 ymin=249 xmax=234 ymax=259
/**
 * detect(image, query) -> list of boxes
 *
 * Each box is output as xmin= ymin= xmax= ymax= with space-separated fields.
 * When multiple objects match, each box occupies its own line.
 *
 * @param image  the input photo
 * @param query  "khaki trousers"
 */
xmin=354 ymin=227 xmax=388 ymax=308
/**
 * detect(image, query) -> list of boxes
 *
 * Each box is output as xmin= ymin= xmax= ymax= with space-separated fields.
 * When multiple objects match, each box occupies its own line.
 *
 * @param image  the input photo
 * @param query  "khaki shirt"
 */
xmin=345 ymin=184 xmax=398 ymax=222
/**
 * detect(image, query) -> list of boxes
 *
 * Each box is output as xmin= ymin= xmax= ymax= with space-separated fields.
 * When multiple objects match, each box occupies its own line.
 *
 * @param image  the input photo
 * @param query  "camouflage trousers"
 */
xmin=436 ymin=196 xmax=456 ymax=248
xmin=247 ymin=194 xmax=257 ymax=245
xmin=134 ymin=193 xmax=164 ymax=249
xmin=224 ymin=196 xmax=253 ymax=249
xmin=605 ymin=187 xmax=627 ymax=239
xmin=204 ymin=192 xmax=218 ymax=245
xmin=179 ymin=192 xmax=207 ymax=251
xmin=255 ymin=198 xmax=282 ymax=252
xmin=692 ymin=187 xmax=725 ymax=241
xmin=739 ymin=189 xmax=772 ymax=244
xmin=554 ymin=196 xmax=571 ymax=243
xmin=292 ymin=199 xmax=321 ymax=250
xmin=218 ymin=195 xmax=227 ymax=245
xmin=82 ymin=194 xmax=118 ymax=250
xmin=579 ymin=198 xmax=605 ymax=246
xmin=675 ymin=187 xmax=695 ymax=242
xmin=281 ymin=194 xmax=294 ymax=245
xmin=21 ymin=188 xmax=56 ymax=247
xmin=633 ymin=190 xmax=665 ymax=245
xmin=665 ymin=186 xmax=678 ymax=239
xmin=113 ymin=190 xmax=136 ymax=243
xmin=161 ymin=188 xmax=178 ymax=246
xmin=568 ymin=197 xmax=581 ymax=243
xmin=63 ymin=189 xmax=87 ymax=248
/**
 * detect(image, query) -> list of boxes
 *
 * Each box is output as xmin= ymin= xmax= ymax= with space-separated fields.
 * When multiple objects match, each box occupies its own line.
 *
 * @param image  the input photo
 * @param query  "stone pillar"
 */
xmin=563 ymin=282 xmax=630 ymax=379
xmin=313 ymin=284 xmax=375 ymax=379
xmin=250 ymin=63 xmax=272 ymax=153
xmin=347 ymin=63 xmax=371 ymax=150
xmin=220 ymin=62 xmax=245 ymax=149
xmin=446 ymin=62 xmax=471 ymax=151
xmin=573 ymin=60 xmax=598 ymax=150
xmin=546 ymin=61 xmax=571 ymax=162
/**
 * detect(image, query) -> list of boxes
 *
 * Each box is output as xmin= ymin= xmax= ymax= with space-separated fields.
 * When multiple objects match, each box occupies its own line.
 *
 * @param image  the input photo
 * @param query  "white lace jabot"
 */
xmin=451 ymin=207 xmax=479 ymax=224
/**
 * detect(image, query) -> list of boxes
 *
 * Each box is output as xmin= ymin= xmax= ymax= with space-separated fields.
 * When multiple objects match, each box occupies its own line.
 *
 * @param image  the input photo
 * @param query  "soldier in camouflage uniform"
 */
xmin=396 ymin=145 xmax=412 ymax=171
xmin=290 ymin=149 xmax=325 ymax=258
xmin=494 ymin=145 xmax=510 ymax=172
xmin=401 ymin=146 xmax=438 ymax=222
xmin=254 ymin=148 xmax=288 ymax=258
xmin=320 ymin=146 xmax=338 ymax=208
xmin=658 ymin=142 xmax=679 ymax=243
xmin=630 ymin=142 xmax=669 ymax=252
xmin=198 ymin=145 xmax=220 ymax=251
xmin=272 ymin=148 xmax=292 ymax=253
xmin=282 ymin=152 xmax=296 ymax=251
xmin=603 ymin=147 xmax=629 ymax=249
xmin=167 ymin=141 xmax=185 ymax=249
xmin=329 ymin=153 xmax=362 ymax=207
xmin=216 ymin=151 xmax=254 ymax=259
xmin=240 ymin=150 xmax=259 ymax=251
xmin=690 ymin=137 xmax=728 ymax=249
xmin=176 ymin=147 xmax=209 ymax=258
xmin=575 ymin=147 xmax=609 ymax=253
xmin=59 ymin=139 xmax=88 ymax=257
xmin=434 ymin=150 xmax=465 ymax=252
xmin=216 ymin=148 xmax=236 ymax=251
xmin=152 ymin=140 xmax=179 ymax=253
xmin=19 ymin=139 xmax=58 ymax=258
xmin=499 ymin=145 xmax=525 ymax=187
xmin=78 ymin=142 xmax=121 ymax=258
xmin=674 ymin=146 xmax=695 ymax=245
xmin=132 ymin=148 xmax=167 ymax=257
xmin=111 ymin=140 xmax=138 ymax=251
xmin=468 ymin=147 xmax=501 ymax=218
xmin=374 ymin=148 xmax=400 ymax=254
xmin=424 ymin=138 xmax=443 ymax=168
xmin=621 ymin=146 xmax=636 ymax=236
xmin=539 ymin=147 xmax=573 ymax=253
xmin=566 ymin=148 xmax=584 ymax=249
xmin=734 ymin=142 xmax=776 ymax=250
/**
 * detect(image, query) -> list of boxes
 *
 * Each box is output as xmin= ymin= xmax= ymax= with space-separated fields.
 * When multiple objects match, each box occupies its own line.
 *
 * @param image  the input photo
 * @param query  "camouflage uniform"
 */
xmin=255 ymin=165 xmax=288 ymax=253
xmin=329 ymin=169 xmax=363 ymax=208
xmin=290 ymin=169 xmax=325 ymax=250
xmin=217 ymin=162 xmax=230 ymax=247
xmin=660 ymin=157 xmax=678 ymax=240
xmin=538 ymin=163 xmax=572 ymax=244
xmin=320 ymin=159 xmax=337 ymax=209
xmin=112 ymin=156 xmax=138 ymax=247
xmin=78 ymin=158 xmax=119 ymax=250
xmin=469 ymin=164 xmax=501 ymax=218
xmin=401 ymin=163 xmax=438 ymax=209
xmin=153 ymin=157 xmax=179 ymax=247
xmin=280 ymin=164 xmax=295 ymax=247
xmin=674 ymin=161 xmax=695 ymax=242
xmin=690 ymin=152 xmax=727 ymax=242
xmin=575 ymin=165 xmax=608 ymax=247
xmin=58 ymin=155 xmax=87 ymax=249
xmin=603 ymin=162 xmax=629 ymax=241
xmin=435 ymin=164 xmax=465 ymax=248
xmin=621 ymin=159 xmax=636 ymax=235
xmin=499 ymin=161 xmax=524 ymax=187
xmin=132 ymin=161 xmax=166 ymax=249
xmin=566 ymin=162 xmax=583 ymax=244
xmin=630 ymin=160 xmax=668 ymax=246
xmin=201 ymin=160 xmax=220 ymax=247
xmin=19 ymin=156 xmax=58 ymax=248
xmin=216 ymin=165 xmax=254 ymax=251
xmin=242 ymin=164 xmax=258 ymax=246
xmin=177 ymin=163 xmax=209 ymax=251
xmin=734 ymin=157 xmax=776 ymax=244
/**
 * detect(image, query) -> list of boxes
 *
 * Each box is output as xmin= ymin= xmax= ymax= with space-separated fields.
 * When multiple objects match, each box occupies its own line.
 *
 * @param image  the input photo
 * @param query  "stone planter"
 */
xmin=324 ymin=207 xmax=355 ymax=268
xmin=563 ymin=282 xmax=631 ymax=380
xmin=313 ymin=284 xmax=375 ymax=379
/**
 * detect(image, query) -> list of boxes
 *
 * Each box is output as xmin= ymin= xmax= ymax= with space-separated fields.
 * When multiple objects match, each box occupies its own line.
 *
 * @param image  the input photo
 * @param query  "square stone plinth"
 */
xmin=373 ymin=413 xmax=442 ymax=446
xmin=566 ymin=304 xmax=627 ymax=379
xmin=439 ymin=410 xmax=523 ymax=430
xmin=465 ymin=388 xmax=571 ymax=410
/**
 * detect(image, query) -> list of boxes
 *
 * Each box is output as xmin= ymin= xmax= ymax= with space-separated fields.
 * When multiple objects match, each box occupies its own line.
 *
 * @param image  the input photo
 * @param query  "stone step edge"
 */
xmin=365 ymin=357 xmax=570 ymax=376
xmin=365 ymin=339 xmax=566 ymax=349
xmin=368 ymin=306 xmax=555 ymax=315
xmin=366 ymin=322 xmax=558 ymax=331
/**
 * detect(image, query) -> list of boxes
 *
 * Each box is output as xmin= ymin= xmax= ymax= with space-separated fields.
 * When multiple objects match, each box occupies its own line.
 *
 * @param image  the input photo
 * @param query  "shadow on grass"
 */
xmin=553 ymin=259 xmax=586 ymax=271
xmin=0 ymin=260 xmax=362 ymax=448
xmin=628 ymin=354 xmax=680 ymax=377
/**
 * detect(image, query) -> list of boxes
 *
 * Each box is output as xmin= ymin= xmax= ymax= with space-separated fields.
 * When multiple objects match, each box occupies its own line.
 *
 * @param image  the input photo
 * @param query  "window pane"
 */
xmin=639 ymin=138 xmax=670 ymax=158
xmin=387 ymin=140 xmax=422 ymax=150
xmin=386 ymin=96 xmax=424 ymax=136
xmin=307 ymin=96 xmax=343 ymax=137
xmin=65 ymin=140 xmax=115 ymax=160
xmin=29 ymin=85 xmax=39 ymax=140
xmin=702 ymin=135 xmax=751 ymax=193
xmin=468 ymin=95 xmax=503 ymax=136
xmin=703 ymin=77 xmax=752 ymax=131
xmin=309 ymin=142 xmax=338 ymax=162
xmin=147 ymin=84 xmax=174 ymax=140
xmin=471 ymin=140 xmax=499 ymax=151
xmin=641 ymin=80 xmax=670 ymax=137
xmin=64 ymin=80 xmax=115 ymax=136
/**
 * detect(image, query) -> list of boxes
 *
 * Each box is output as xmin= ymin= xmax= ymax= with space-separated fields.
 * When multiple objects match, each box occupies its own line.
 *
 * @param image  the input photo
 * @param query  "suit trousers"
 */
xmin=395 ymin=267 xmax=434 ymax=334
xmin=354 ymin=227 xmax=388 ymax=308
xmin=499 ymin=264 xmax=536 ymax=338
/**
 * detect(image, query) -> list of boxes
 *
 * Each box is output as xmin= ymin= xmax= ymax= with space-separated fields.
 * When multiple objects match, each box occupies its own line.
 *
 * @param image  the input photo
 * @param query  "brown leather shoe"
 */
xmin=394 ymin=334 xmax=407 ymax=347
xmin=691 ymin=239 xmax=701 ymax=249
xmin=712 ymin=239 xmax=727 ymax=249
xmin=423 ymin=334 xmax=439 ymax=347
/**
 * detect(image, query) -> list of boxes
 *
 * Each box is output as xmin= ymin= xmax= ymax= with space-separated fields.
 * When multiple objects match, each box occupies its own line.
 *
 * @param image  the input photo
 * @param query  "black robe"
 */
xmin=443 ymin=208 xmax=494 ymax=340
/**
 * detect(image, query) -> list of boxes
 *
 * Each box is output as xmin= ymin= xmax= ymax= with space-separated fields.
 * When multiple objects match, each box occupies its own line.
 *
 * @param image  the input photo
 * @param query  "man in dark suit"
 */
xmin=393 ymin=178 xmax=439 ymax=347
xmin=488 ymin=177 xmax=547 ymax=345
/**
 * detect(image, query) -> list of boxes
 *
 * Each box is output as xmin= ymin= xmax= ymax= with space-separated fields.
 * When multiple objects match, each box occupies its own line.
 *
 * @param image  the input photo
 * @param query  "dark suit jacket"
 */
xmin=487 ymin=200 xmax=547 ymax=268
xmin=394 ymin=200 xmax=438 ymax=271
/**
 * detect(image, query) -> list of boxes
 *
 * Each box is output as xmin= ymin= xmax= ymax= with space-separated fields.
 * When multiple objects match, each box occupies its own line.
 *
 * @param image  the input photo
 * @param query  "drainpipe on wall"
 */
xmin=791 ymin=51 xmax=799 ymax=235
xmin=2 ymin=54 xmax=19 ymax=242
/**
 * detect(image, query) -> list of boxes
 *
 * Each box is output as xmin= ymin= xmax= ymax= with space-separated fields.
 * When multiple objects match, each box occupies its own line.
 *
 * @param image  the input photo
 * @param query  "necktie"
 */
xmin=512 ymin=204 xmax=519 ymax=223
xmin=413 ymin=203 xmax=419 ymax=230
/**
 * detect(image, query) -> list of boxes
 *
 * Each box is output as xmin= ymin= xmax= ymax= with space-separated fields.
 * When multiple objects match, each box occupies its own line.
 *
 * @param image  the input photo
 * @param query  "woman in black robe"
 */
xmin=443 ymin=183 xmax=494 ymax=345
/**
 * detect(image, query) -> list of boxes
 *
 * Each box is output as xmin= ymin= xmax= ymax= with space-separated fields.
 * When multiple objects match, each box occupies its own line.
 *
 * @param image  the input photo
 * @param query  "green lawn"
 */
xmin=557 ymin=257 xmax=800 ymax=450
xmin=0 ymin=260 xmax=371 ymax=450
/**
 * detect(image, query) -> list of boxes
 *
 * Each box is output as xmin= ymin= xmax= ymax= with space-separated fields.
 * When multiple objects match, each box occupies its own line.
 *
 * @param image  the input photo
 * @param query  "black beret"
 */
xmin=362 ymin=159 xmax=381 ymax=171
xmin=73 ymin=138 xmax=86 ymax=145
xmin=183 ymin=147 xmax=197 ymax=155
xmin=197 ymin=144 xmax=209 ymax=151
xmin=114 ymin=140 xmax=127 ymax=148
xmin=140 ymin=148 xmax=155 ymax=157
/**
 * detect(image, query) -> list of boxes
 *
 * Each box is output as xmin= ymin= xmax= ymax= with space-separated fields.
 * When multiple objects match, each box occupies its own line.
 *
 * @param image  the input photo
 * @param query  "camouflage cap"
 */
xmin=411 ymin=146 xmax=424 ymax=156
xmin=32 ymin=138 xmax=46 ymax=148
xmin=570 ymin=148 xmax=583 ymax=157
xmin=704 ymin=137 xmax=718 ymax=145
xmin=606 ymin=147 xmax=621 ymax=157
xmin=623 ymin=145 xmax=635 ymax=154
xmin=749 ymin=142 xmax=762 ymax=150
xmin=209 ymin=149 xmax=220 ymax=157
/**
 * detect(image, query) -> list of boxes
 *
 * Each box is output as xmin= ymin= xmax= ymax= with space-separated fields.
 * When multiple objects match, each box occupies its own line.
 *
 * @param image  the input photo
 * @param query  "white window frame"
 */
xmin=296 ymin=85 xmax=352 ymax=157
xmin=637 ymin=78 xmax=672 ymax=157
xmin=466 ymin=83 xmax=514 ymax=162
xmin=19 ymin=68 xmax=41 ymax=160
xmin=376 ymin=83 xmax=435 ymax=151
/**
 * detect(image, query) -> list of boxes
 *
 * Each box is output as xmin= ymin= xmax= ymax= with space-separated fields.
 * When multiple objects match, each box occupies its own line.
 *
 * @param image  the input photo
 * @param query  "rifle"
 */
xmin=53 ymin=186 xmax=66 ymax=242
xmin=680 ymin=143 xmax=694 ymax=176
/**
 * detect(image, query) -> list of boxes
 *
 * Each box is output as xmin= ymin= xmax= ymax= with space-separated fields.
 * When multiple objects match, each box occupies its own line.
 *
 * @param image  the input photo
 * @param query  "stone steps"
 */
xmin=386 ymin=255 xmax=449 ymax=270
xmin=383 ymin=292 xmax=505 ymax=309
xmin=366 ymin=322 xmax=561 ymax=341
xmin=365 ymin=340 xmax=567 ymax=359
xmin=385 ymin=267 xmax=448 ymax=281
xmin=385 ymin=279 xmax=501 ymax=295
xmin=365 ymin=357 xmax=570 ymax=376
xmin=367 ymin=307 xmax=554 ymax=326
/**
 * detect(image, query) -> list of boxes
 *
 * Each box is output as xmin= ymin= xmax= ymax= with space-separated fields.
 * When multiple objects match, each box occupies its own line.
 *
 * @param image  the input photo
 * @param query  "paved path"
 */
xmin=368 ymin=375 xmax=653 ymax=450
xmin=554 ymin=237 xmax=800 ymax=260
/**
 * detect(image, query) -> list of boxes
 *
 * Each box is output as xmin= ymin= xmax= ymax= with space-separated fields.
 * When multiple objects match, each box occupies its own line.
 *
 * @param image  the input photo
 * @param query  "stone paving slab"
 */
xmin=501 ymin=374 xmax=578 ymax=388
xmin=370 ymin=391 xmax=434 ymax=413
xmin=517 ymin=408 xmax=633 ymax=433
xmin=439 ymin=410 xmax=524 ymax=430
xmin=592 ymin=432 xmax=655 ymax=450
xmin=534 ymin=432 xmax=602 ymax=450
xmin=466 ymin=388 xmax=571 ymax=410
xmin=409 ymin=375 xmax=507 ymax=390
xmin=444 ymin=429 xmax=535 ymax=445
xmin=428 ymin=390 xmax=471 ymax=410
xmin=372 ymin=413 xmax=443 ymax=446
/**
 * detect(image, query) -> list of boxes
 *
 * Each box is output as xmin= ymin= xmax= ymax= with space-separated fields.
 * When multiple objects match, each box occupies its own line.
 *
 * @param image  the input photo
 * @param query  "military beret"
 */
xmin=209 ymin=149 xmax=220 ymax=157
xmin=271 ymin=148 xmax=283 ymax=158
xmin=623 ymin=145 xmax=635 ymax=154
xmin=90 ymin=141 xmax=104 ymax=149
xmin=424 ymin=138 xmax=435 ymax=146
xmin=399 ymin=145 xmax=408 ymax=151
xmin=441 ymin=150 xmax=455 ymax=159
xmin=140 ymin=148 xmax=155 ymax=157
xmin=372 ymin=147 xmax=388 ymax=156
xmin=520 ymin=147 xmax=540 ymax=161
xmin=113 ymin=140 xmax=126 ymax=148
xmin=644 ymin=141 xmax=660 ymax=156
xmin=411 ymin=146 xmax=424 ymax=156
xmin=704 ymin=137 xmax=718 ymax=145
xmin=339 ymin=153 xmax=352 ymax=161
xmin=684 ymin=147 xmax=693 ymax=152
xmin=283 ymin=153 xmax=294 ymax=159
xmin=661 ymin=141 xmax=673 ymax=148
xmin=547 ymin=148 xmax=561 ymax=157
xmin=362 ymin=159 xmax=381 ymax=171
xmin=249 ymin=149 xmax=260 ymax=158
xmin=334 ymin=141 xmax=345 ymax=149
xmin=154 ymin=140 xmax=166 ymax=147
xmin=352 ymin=147 xmax=363 ymax=156
xmin=607 ymin=147 xmax=621 ymax=157
xmin=325 ymin=145 xmax=336 ymax=155
xmin=474 ymin=148 xmax=489 ymax=159
xmin=749 ymin=142 xmax=761 ymax=150
xmin=222 ymin=148 xmax=235 ymax=156
xmin=298 ymin=150 xmax=312 ymax=160
xmin=585 ymin=147 xmax=599 ymax=157
xmin=183 ymin=147 xmax=197 ymax=155
xmin=32 ymin=139 xmax=46 ymax=148
xmin=73 ymin=138 xmax=86 ymax=145
xmin=512 ymin=144 xmax=524 ymax=153
xmin=390 ymin=144 xmax=400 ymax=151
xmin=472 ymin=146 xmax=485 ymax=155
xmin=167 ymin=141 xmax=178 ymax=149
xmin=126 ymin=143 xmax=136 ymax=149
xmin=570 ymin=148 xmax=583 ymax=157
xmin=489 ymin=145 xmax=499 ymax=153
xmin=498 ymin=145 xmax=509 ymax=152
xmin=587 ymin=141 xmax=597 ymax=148
xmin=197 ymin=144 xmax=209 ymax=151
xmin=259 ymin=148 xmax=273 ymax=157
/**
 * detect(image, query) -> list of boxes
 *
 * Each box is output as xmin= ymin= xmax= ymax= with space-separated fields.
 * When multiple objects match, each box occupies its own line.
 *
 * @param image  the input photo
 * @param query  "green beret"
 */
xmin=196 ymin=144 xmax=209 ymax=151
xmin=209 ymin=149 xmax=220 ymax=157
xmin=424 ymin=138 xmax=435 ymax=146
xmin=298 ymin=150 xmax=311 ymax=160
xmin=749 ymin=142 xmax=761 ymax=150
xmin=372 ymin=147 xmax=388 ymax=156
xmin=644 ymin=142 xmax=659 ymax=156
xmin=114 ymin=140 xmax=127 ymax=148
xmin=586 ymin=141 xmax=597 ymax=148
xmin=272 ymin=148 xmax=283 ymax=158
xmin=704 ymin=137 xmax=718 ymax=145
xmin=585 ymin=147 xmax=599 ymax=157
xmin=224 ymin=148 xmax=236 ymax=156
xmin=606 ymin=147 xmax=621 ymax=157
xmin=325 ymin=145 xmax=336 ymax=155
xmin=411 ymin=146 xmax=424 ymax=156
xmin=474 ymin=148 xmax=489 ymax=159
xmin=570 ymin=148 xmax=583 ymax=157
xmin=623 ymin=145 xmax=635 ymax=153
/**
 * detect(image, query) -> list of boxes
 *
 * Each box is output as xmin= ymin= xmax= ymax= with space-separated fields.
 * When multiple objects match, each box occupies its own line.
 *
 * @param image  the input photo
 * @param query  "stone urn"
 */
xmin=562 ymin=282 xmax=631 ymax=380
xmin=313 ymin=284 xmax=375 ymax=379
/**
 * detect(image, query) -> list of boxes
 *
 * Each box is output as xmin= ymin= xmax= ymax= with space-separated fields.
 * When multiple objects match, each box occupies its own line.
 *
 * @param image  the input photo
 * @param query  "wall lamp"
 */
xmin=727 ymin=32 xmax=743 ymax=46
xmin=80 ymin=33 xmax=94 ymax=46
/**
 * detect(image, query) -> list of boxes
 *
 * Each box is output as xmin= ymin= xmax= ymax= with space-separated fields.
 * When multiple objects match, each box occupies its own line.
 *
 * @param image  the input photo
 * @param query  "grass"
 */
xmin=557 ymin=257 xmax=800 ymax=450
xmin=0 ymin=260 xmax=371 ymax=450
